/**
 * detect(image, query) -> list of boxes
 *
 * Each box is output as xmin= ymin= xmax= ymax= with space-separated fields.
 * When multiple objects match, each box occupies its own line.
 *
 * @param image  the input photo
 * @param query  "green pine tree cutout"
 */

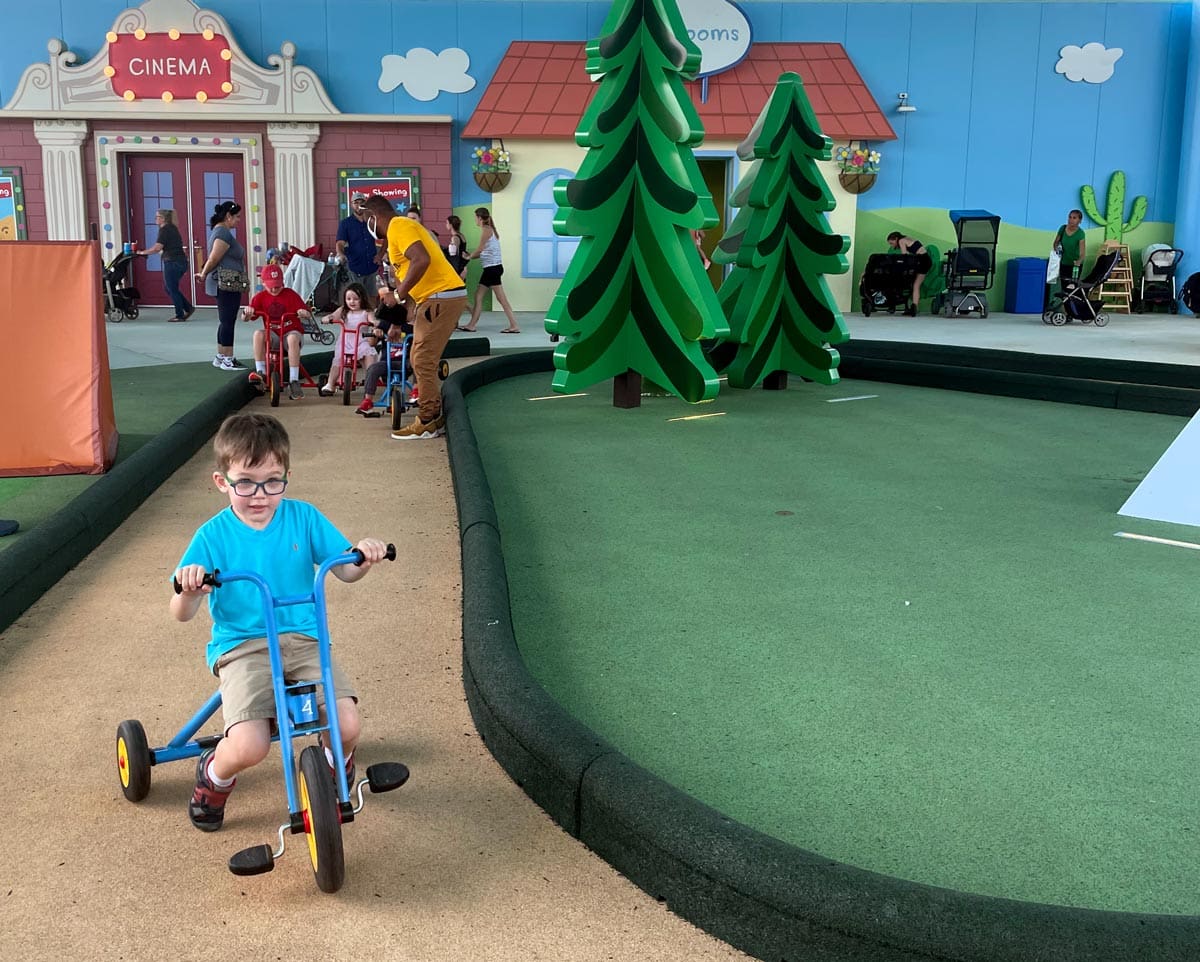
xmin=545 ymin=0 xmax=729 ymax=405
xmin=711 ymin=72 xmax=850 ymax=389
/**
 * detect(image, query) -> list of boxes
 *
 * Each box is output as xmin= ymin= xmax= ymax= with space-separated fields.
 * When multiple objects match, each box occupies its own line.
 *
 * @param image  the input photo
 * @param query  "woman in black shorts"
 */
xmin=887 ymin=231 xmax=933 ymax=316
xmin=458 ymin=208 xmax=520 ymax=334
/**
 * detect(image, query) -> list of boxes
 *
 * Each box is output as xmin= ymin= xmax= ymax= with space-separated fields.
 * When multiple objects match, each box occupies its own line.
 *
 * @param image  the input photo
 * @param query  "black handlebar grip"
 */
xmin=352 ymin=543 xmax=397 ymax=566
xmin=173 ymin=571 xmax=220 ymax=594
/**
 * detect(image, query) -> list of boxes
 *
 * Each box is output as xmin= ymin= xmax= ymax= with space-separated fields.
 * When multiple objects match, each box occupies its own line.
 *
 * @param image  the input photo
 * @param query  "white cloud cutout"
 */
xmin=378 ymin=48 xmax=476 ymax=102
xmin=1056 ymin=43 xmax=1123 ymax=84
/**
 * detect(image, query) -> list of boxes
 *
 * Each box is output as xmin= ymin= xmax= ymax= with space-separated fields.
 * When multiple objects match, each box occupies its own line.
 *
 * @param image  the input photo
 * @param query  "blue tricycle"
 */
xmin=116 ymin=544 xmax=408 ymax=893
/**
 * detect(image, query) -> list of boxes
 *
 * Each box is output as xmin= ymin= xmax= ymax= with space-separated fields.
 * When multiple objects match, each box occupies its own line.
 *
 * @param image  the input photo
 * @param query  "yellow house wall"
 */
xmin=489 ymin=138 xmax=858 ymax=316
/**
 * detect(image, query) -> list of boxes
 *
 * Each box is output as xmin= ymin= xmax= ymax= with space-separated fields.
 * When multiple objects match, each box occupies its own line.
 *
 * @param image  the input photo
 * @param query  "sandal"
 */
xmin=456 ymin=326 xmax=476 ymax=332
xmin=499 ymin=329 xmax=521 ymax=334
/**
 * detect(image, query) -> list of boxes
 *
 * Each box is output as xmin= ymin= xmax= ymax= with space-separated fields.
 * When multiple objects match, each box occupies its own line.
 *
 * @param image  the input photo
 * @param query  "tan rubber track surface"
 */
xmin=0 ymin=392 xmax=746 ymax=962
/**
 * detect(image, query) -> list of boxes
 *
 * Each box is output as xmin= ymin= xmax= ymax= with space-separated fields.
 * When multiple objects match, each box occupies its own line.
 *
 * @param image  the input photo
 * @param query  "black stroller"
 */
xmin=860 ymin=253 xmax=920 ymax=315
xmin=940 ymin=210 xmax=999 ymax=318
xmin=1135 ymin=246 xmax=1183 ymax=314
xmin=1042 ymin=250 xmax=1119 ymax=327
xmin=103 ymin=249 xmax=140 ymax=323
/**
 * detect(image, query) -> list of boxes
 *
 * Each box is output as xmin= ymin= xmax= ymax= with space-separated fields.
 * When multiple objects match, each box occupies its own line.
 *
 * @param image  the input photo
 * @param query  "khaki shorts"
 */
xmin=214 ymin=635 xmax=357 ymax=733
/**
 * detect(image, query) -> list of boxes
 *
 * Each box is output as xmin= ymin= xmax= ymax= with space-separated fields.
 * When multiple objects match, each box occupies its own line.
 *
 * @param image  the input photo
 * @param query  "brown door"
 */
xmin=124 ymin=154 xmax=245 ymax=307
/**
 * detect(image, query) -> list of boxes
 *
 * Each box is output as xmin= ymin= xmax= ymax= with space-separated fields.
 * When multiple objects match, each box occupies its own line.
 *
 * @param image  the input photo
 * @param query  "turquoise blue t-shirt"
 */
xmin=177 ymin=499 xmax=349 ymax=671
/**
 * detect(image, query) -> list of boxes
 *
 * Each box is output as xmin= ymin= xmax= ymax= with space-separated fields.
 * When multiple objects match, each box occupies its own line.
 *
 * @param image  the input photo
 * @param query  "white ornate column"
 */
xmin=33 ymin=119 xmax=89 ymax=240
xmin=267 ymin=122 xmax=320 ymax=248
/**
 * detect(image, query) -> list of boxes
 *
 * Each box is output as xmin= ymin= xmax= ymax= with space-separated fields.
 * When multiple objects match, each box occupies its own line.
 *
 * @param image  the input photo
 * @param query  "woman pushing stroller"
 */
xmin=1053 ymin=209 xmax=1087 ymax=286
xmin=886 ymin=232 xmax=933 ymax=316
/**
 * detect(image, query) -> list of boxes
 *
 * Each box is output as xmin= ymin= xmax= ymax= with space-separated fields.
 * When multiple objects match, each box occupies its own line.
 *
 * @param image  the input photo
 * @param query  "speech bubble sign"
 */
xmin=678 ymin=0 xmax=753 ymax=78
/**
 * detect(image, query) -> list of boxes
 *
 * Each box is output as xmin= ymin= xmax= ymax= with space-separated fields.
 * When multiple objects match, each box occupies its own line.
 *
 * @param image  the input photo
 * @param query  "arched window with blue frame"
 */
xmin=523 ymin=168 xmax=579 ymax=278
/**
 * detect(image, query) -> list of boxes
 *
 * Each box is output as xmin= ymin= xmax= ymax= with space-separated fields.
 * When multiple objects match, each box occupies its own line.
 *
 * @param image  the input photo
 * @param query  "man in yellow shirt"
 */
xmin=363 ymin=195 xmax=467 ymax=440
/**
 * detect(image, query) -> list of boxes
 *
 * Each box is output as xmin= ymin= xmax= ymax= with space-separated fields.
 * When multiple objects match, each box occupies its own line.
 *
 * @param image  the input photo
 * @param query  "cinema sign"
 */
xmin=105 ymin=29 xmax=234 ymax=102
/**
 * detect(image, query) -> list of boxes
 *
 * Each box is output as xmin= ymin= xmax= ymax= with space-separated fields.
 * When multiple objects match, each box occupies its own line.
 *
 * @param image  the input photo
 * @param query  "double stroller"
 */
xmin=1135 ymin=245 xmax=1183 ymax=313
xmin=859 ymin=253 xmax=922 ymax=315
xmin=102 ymin=249 xmax=140 ymax=323
xmin=1042 ymin=249 xmax=1120 ymax=327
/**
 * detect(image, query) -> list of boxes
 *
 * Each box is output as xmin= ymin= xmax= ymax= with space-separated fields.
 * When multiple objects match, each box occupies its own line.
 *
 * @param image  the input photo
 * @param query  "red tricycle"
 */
xmin=246 ymin=310 xmax=321 ymax=407
xmin=319 ymin=318 xmax=375 ymax=406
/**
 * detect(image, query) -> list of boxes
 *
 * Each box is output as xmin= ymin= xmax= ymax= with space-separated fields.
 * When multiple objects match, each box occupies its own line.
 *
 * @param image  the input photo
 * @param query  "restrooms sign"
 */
xmin=677 ymin=0 xmax=753 ymax=78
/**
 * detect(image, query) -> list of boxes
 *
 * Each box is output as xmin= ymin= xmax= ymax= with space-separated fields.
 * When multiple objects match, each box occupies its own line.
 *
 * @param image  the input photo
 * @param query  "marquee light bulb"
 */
xmin=162 ymin=91 xmax=174 ymax=103
xmin=134 ymin=29 xmax=146 ymax=40
xmin=168 ymin=29 xmax=180 ymax=40
xmin=196 ymin=91 xmax=209 ymax=103
xmin=123 ymin=90 xmax=135 ymax=101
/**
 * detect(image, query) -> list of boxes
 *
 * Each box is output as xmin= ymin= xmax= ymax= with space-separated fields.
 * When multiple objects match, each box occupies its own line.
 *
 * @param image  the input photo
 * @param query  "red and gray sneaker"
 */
xmin=189 ymin=748 xmax=236 ymax=832
xmin=355 ymin=396 xmax=375 ymax=416
xmin=247 ymin=371 xmax=266 ymax=394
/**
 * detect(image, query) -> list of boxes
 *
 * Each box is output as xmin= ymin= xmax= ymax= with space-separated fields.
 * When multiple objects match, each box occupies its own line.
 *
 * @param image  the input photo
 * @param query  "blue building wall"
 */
xmin=0 ymin=0 xmax=1190 ymax=231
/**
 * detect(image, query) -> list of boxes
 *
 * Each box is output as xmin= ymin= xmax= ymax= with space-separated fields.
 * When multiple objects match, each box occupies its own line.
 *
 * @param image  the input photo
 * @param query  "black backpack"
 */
xmin=1181 ymin=272 xmax=1200 ymax=312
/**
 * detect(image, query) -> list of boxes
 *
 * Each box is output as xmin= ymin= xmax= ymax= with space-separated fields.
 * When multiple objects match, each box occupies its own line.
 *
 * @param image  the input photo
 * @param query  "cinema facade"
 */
xmin=0 ymin=0 xmax=451 ymax=309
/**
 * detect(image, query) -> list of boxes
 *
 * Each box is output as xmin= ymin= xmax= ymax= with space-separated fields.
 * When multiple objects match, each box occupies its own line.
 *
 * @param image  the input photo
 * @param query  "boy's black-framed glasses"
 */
xmin=223 ymin=475 xmax=288 ymax=497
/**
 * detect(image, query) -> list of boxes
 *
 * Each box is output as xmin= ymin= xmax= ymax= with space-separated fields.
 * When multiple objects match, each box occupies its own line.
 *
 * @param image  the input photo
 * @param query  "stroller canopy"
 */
xmin=948 ymin=210 xmax=1001 ymax=246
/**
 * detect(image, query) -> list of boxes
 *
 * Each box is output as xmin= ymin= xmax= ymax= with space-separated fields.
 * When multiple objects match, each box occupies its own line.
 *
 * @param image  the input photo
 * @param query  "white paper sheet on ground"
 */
xmin=1119 ymin=408 xmax=1200 ymax=527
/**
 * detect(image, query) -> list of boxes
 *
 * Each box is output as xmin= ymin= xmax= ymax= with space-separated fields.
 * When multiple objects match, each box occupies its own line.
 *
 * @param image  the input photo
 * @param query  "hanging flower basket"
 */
xmin=473 ymin=170 xmax=511 ymax=193
xmin=834 ymin=143 xmax=881 ymax=194
xmin=838 ymin=171 xmax=877 ymax=194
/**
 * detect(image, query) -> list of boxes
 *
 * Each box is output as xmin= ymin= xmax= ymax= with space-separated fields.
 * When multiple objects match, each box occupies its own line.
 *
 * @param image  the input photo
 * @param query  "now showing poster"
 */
xmin=0 ymin=168 xmax=25 ymax=240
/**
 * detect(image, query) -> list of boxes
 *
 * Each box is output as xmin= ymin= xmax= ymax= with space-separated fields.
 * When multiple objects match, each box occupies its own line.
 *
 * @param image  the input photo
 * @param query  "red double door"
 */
xmin=122 ymin=154 xmax=245 ymax=308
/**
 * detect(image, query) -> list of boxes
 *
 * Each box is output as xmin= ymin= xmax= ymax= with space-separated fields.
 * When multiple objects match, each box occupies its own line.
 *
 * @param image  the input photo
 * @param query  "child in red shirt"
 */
xmin=243 ymin=264 xmax=312 ymax=399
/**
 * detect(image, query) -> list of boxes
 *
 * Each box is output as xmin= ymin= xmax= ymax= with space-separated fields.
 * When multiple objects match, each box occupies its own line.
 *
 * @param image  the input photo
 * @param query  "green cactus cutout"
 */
xmin=1080 ymin=170 xmax=1147 ymax=242
xmin=544 ymin=0 xmax=728 ymax=405
xmin=710 ymin=73 xmax=849 ymax=389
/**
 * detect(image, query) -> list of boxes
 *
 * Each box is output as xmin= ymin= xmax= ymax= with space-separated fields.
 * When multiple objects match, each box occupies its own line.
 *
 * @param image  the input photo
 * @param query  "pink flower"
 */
xmin=480 ymin=150 xmax=495 ymax=167
xmin=851 ymin=154 xmax=865 ymax=168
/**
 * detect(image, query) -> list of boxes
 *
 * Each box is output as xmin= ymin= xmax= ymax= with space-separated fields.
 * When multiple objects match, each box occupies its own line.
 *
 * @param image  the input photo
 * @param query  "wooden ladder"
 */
xmin=1098 ymin=242 xmax=1133 ymax=313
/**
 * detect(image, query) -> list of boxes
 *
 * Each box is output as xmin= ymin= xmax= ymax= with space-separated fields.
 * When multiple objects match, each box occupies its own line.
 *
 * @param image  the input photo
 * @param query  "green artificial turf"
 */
xmin=0 ymin=363 xmax=228 ymax=551
xmin=469 ymin=373 xmax=1200 ymax=915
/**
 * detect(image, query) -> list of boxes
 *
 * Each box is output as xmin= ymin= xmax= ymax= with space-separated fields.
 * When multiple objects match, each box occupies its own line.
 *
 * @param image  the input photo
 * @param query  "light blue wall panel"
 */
xmin=963 ymin=3 xmax=1042 ymax=226
xmin=318 ymin=0 xmax=394 ymax=114
xmin=1096 ymin=2 xmax=1176 ymax=222
xmin=1026 ymin=4 xmax=1103 ymax=224
xmin=900 ymin=3 xmax=980 ymax=214
xmin=522 ymin=2 xmax=590 ymax=39
xmin=843 ymin=3 xmax=914 ymax=209
xmin=743 ymin=2 xmax=786 ymax=43
xmin=778 ymin=3 xmax=849 ymax=45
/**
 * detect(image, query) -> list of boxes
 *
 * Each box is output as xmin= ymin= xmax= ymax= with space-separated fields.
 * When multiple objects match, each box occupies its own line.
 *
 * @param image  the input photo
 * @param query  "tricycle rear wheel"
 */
xmin=269 ymin=370 xmax=281 ymax=407
xmin=299 ymin=746 xmax=344 ymax=893
xmin=116 ymin=720 xmax=152 ymax=802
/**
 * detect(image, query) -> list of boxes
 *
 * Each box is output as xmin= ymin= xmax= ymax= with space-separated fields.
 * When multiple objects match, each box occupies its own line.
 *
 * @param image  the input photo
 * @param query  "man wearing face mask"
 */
xmin=335 ymin=192 xmax=380 ymax=289
xmin=362 ymin=195 xmax=467 ymax=440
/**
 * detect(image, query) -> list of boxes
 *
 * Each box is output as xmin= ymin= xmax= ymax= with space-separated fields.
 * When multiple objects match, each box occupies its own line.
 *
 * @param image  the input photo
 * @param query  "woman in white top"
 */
xmin=458 ymin=208 xmax=520 ymax=333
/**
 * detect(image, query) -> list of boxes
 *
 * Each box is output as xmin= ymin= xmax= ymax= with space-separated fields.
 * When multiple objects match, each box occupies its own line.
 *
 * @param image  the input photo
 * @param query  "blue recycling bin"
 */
xmin=1005 ymin=257 xmax=1048 ymax=313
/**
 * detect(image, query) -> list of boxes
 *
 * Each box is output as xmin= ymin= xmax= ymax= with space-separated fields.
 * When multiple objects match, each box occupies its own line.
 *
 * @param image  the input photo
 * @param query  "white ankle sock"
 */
xmin=256 ymin=362 xmax=266 ymax=374
xmin=324 ymin=746 xmax=352 ymax=769
xmin=290 ymin=367 xmax=300 ymax=381
xmin=207 ymin=758 xmax=235 ymax=788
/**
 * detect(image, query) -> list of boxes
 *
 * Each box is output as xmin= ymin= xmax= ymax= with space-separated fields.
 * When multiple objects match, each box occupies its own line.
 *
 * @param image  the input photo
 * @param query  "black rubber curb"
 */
xmin=447 ymin=344 xmax=1200 ymax=961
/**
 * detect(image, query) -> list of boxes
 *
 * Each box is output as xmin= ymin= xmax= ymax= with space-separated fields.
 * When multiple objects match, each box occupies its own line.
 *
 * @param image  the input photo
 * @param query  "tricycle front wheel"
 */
xmin=116 ymin=720 xmax=152 ymax=802
xmin=299 ymin=745 xmax=344 ymax=893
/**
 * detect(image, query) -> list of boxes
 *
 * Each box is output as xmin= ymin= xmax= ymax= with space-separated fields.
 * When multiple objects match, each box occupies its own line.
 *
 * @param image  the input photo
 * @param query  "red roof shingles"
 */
xmin=463 ymin=41 xmax=895 ymax=143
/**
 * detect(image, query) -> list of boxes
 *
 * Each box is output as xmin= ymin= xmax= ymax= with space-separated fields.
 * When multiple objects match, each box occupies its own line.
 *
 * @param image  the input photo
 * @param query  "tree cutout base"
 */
xmin=613 ymin=370 xmax=643 ymax=408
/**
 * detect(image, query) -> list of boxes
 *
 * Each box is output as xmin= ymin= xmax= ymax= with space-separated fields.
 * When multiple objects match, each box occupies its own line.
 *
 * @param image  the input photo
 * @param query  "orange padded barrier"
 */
xmin=0 ymin=242 xmax=117 ymax=476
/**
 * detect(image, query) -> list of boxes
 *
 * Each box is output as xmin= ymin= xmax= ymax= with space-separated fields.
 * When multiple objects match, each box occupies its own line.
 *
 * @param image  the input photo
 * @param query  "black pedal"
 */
xmin=366 ymin=762 xmax=410 ymax=793
xmin=229 ymin=844 xmax=275 ymax=876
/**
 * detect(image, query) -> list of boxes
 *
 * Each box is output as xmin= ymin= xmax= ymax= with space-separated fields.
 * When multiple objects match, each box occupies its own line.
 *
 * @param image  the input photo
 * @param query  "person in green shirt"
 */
xmin=1054 ymin=209 xmax=1087 ymax=286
